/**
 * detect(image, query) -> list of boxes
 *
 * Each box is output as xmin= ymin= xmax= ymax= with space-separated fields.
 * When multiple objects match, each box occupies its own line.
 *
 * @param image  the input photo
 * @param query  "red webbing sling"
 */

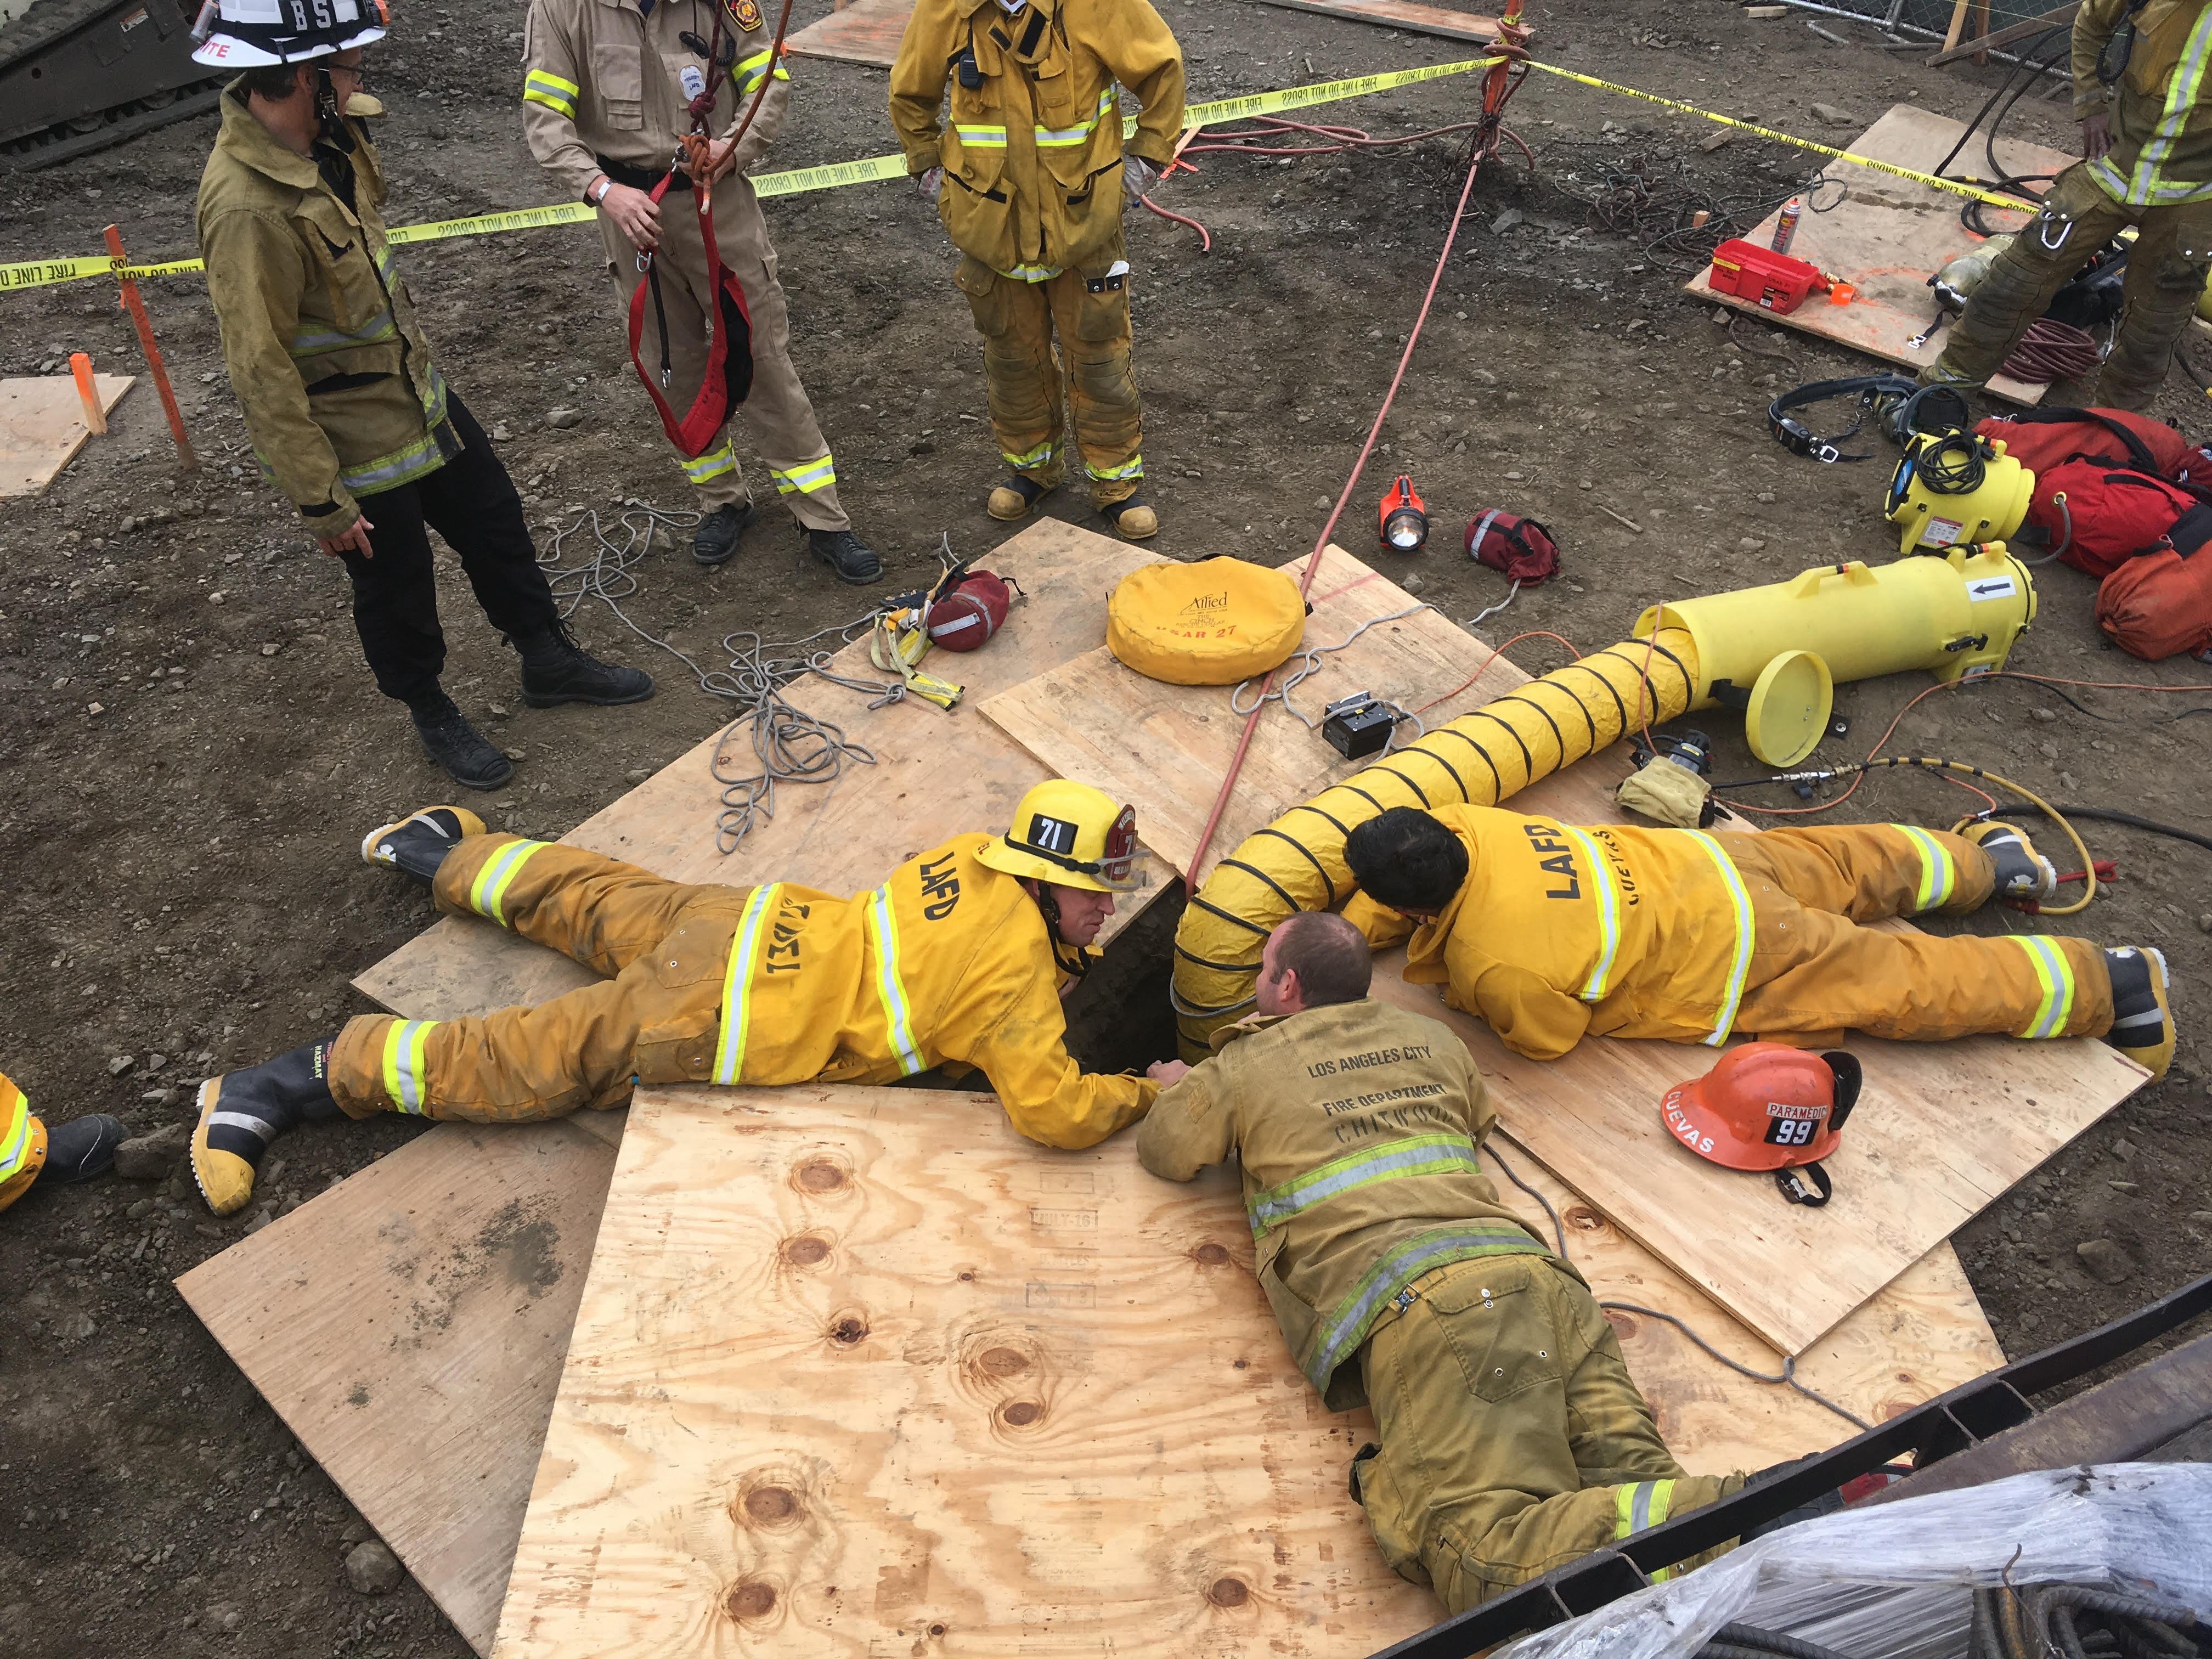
xmin=625 ymin=173 xmax=754 ymax=456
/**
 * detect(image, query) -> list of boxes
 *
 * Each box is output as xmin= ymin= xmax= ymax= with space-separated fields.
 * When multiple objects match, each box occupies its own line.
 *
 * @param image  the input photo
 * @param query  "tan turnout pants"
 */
xmin=330 ymin=834 xmax=749 ymax=1122
xmin=954 ymin=249 xmax=1143 ymax=505
xmin=1714 ymin=824 xmax=2114 ymax=1046
xmin=1353 ymin=1255 xmax=1742 ymax=1612
xmin=601 ymin=174 xmax=850 ymax=529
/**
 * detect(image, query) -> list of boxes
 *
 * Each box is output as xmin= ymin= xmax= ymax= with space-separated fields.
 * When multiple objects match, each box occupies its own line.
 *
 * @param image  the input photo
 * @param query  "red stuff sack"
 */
xmin=1974 ymin=406 xmax=2190 ymax=480
xmin=1464 ymin=509 xmax=1560 ymax=582
xmin=2096 ymin=541 xmax=2212 ymax=661
xmin=2023 ymin=460 xmax=2212 ymax=577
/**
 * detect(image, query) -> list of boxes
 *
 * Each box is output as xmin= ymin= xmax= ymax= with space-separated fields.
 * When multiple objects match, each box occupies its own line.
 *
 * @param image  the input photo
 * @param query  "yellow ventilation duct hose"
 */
xmin=1169 ymin=628 xmax=1700 ymax=1058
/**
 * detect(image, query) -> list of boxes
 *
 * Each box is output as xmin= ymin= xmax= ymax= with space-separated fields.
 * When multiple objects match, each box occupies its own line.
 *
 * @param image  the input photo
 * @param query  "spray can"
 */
xmin=1771 ymin=198 xmax=1804 ymax=256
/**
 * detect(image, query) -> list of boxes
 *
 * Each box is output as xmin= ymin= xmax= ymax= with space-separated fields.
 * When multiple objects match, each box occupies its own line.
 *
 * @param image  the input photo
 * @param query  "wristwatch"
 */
xmin=586 ymin=174 xmax=612 ymax=207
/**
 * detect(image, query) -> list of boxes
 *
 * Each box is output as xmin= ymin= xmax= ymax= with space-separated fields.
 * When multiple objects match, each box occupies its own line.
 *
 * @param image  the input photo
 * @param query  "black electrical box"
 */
xmin=1322 ymin=692 xmax=1398 ymax=760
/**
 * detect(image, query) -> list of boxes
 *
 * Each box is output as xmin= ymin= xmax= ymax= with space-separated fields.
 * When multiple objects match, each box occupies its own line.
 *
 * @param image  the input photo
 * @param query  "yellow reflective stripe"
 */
xmin=732 ymin=48 xmax=789 ymax=93
xmin=867 ymin=885 xmax=926 ymax=1077
xmin=1001 ymin=437 xmax=1057 ymax=469
xmin=1612 ymin=1477 xmax=1677 ymax=1539
xmin=953 ymin=123 xmax=1007 ymax=146
xmin=1562 ymin=826 xmax=1622 ymax=1000
xmin=1894 ymin=823 xmax=1956 ymax=913
xmin=771 ymin=454 xmax=836 ymax=494
xmin=1035 ymin=88 xmax=1116 ymax=147
xmin=1085 ymin=453 xmax=1143 ymax=481
xmin=1000 ymin=262 xmax=1063 ymax=282
xmin=682 ymin=442 xmax=737 ymax=483
xmin=466 ymin=838 xmax=549 ymax=927
xmin=1687 ymin=832 xmax=1754 ymax=1046
xmin=2126 ymin=4 xmax=2212 ymax=205
xmin=379 ymin=1019 xmax=439 ymax=1114
xmin=522 ymin=70 xmax=579 ymax=119
xmin=0 ymin=1078 xmax=32 ymax=1183
xmin=712 ymin=884 xmax=783 ymax=1085
xmin=2008 ymin=934 xmax=2075 ymax=1039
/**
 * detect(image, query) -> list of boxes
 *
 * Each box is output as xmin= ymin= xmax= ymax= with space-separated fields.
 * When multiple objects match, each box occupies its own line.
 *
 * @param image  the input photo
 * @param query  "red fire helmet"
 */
xmin=1659 ymin=1042 xmax=1861 ymax=1174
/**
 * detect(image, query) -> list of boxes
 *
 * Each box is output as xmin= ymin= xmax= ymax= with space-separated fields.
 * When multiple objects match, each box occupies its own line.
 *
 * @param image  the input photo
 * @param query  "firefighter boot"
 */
xmin=989 ymin=476 xmax=1059 ymax=522
xmin=29 ymin=1114 xmax=127 ymax=1188
xmin=191 ymin=1041 xmax=342 ymax=1218
xmin=516 ymin=622 xmax=656 ymax=708
xmin=409 ymin=693 xmax=512 ymax=792
xmin=807 ymin=527 xmax=883 ymax=585
xmin=2103 ymin=946 xmax=2174 ymax=1080
xmin=360 ymin=805 xmax=487 ymax=885
xmin=692 ymin=501 xmax=759 ymax=567
xmin=1099 ymin=498 xmax=1158 ymax=541
xmin=1958 ymin=820 xmax=2058 ymax=902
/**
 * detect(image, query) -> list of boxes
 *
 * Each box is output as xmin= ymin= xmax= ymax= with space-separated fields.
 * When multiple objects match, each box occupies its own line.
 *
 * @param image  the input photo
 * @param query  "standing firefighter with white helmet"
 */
xmin=184 ymin=782 xmax=1160 ymax=1217
xmin=193 ymin=0 xmax=652 ymax=792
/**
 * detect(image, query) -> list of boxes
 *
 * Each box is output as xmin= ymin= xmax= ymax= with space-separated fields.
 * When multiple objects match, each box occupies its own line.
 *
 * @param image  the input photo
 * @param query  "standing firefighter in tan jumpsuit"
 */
xmin=521 ymin=0 xmax=881 ymax=580
xmin=1923 ymin=0 xmax=2212 ymax=410
xmin=890 ymin=0 xmax=1183 ymax=540
xmin=1137 ymin=912 xmax=1753 ymax=1610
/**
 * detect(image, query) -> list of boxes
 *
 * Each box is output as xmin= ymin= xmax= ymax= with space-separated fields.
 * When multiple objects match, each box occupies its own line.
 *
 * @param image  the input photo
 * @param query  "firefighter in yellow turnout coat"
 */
xmin=1342 ymin=806 xmax=2176 ymax=1076
xmin=890 ymin=0 xmax=1184 ymax=539
xmin=1137 ymin=914 xmax=1744 ymax=1610
xmin=1924 ymin=0 xmax=2212 ymax=409
xmin=188 ymin=783 xmax=1158 ymax=1217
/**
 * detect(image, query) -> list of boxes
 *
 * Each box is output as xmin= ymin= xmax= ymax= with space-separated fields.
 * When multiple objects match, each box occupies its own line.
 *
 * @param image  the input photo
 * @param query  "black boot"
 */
xmin=29 ymin=1114 xmax=127 ymax=1187
xmin=692 ymin=501 xmax=758 ymax=566
xmin=806 ymin=526 xmax=883 ymax=585
xmin=515 ymin=620 xmax=656 ymax=708
xmin=409 ymin=693 xmax=513 ymax=792
xmin=359 ymin=805 xmax=486 ymax=885
xmin=190 ymin=1040 xmax=342 ymax=1217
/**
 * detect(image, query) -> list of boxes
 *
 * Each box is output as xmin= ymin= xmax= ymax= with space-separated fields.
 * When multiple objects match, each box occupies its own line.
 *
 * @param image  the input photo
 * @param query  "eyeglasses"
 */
xmin=324 ymin=60 xmax=373 ymax=89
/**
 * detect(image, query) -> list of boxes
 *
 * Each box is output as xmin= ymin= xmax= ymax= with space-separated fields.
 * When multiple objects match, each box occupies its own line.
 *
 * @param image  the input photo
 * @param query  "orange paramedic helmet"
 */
xmin=1660 ymin=1042 xmax=1861 ymax=1204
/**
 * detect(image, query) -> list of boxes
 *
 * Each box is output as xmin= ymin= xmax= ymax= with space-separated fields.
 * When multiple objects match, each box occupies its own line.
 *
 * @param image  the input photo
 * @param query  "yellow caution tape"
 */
xmin=0 ymin=56 xmax=1503 ymax=296
xmin=1520 ymin=60 xmax=2040 ymax=214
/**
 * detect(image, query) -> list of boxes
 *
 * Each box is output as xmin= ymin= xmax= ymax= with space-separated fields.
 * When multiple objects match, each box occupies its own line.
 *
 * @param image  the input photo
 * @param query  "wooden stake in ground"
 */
xmin=69 ymin=353 xmax=107 ymax=436
xmin=103 ymin=223 xmax=195 ymax=469
xmin=1938 ymin=0 xmax=1971 ymax=65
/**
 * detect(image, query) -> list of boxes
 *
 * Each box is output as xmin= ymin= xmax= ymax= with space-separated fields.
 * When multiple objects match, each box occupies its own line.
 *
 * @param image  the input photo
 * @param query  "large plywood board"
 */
xmin=976 ymin=549 xmax=2147 ymax=1354
xmin=0 ymin=371 xmax=132 ymax=496
xmin=1685 ymin=105 xmax=2079 ymax=405
xmin=176 ymin=1112 xmax=626 ymax=1654
xmin=356 ymin=518 xmax=1157 ymax=1023
xmin=493 ymin=1084 xmax=2002 ymax=1658
xmin=783 ymin=0 xmax=912 ymax=69
xmin=1250 ymin=0 xmax=1506 ymax=46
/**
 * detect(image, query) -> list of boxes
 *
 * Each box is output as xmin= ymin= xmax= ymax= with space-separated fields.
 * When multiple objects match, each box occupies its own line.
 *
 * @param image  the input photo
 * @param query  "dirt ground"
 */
xmin=3 ymin=0 xmax=2209 ymax=1652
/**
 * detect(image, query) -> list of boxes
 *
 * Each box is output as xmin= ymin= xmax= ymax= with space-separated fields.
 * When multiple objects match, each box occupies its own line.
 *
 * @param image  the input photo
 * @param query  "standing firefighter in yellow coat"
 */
xmin=1341 ymin=805 xmax=2176 ymax=1076
xmin=890 ymin=0 xmax=1184 ymax=540
xmin=1137 ymin=912 xmax=1754 ymax=1610
xmin=521 ymin=0 xmax=881 ymax=580
xmin=187 ymin=782 xmax=1158 ymax=1216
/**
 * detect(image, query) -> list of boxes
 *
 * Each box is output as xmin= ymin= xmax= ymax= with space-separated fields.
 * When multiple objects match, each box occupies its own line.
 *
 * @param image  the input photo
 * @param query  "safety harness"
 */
xmin=1767 ymin=375 xmax=1969 ymax=464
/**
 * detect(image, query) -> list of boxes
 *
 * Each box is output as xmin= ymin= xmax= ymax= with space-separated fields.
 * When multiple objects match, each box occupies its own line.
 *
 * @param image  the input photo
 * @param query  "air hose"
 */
xmin=1169 ymin=628 xmax=1699 ymax=1054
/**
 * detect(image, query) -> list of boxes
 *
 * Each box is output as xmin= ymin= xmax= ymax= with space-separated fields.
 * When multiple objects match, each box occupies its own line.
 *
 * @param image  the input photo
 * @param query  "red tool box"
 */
xmin=1706 ymin=239 xmax=1826 ymax=314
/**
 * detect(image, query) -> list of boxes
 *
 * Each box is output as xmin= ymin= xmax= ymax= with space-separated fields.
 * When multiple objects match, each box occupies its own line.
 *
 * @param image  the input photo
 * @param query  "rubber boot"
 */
xmin=2104 ymin=946 xmax=2175 ymax=1079
xmin=1958 ymin=820 xmax=2058 ymax=902
xmin=515 ymin=622 xmax=655 ymax=708
xmin=988 ymin=475 xmax=1056 ymax=522
xmin=409 ymin=693 xmax=512 ymax=792
xmin=28 ymin=1114 xmax=127 ymax=1188
xmin=692 ymin=500 xmax=759 ymax=566
xmin=190 ymin=1041 xmax=341 ymax=1218
xmin=360 ymin=804 xmax=487 ymax=885
xmin=1099 ymin=498 xmax=1158 ymax=540
xmin=807 ymin=527 xmax=883 ymax=585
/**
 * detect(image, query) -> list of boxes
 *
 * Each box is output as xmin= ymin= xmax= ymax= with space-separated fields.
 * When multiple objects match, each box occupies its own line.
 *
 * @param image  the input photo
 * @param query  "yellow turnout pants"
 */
xmin=953 ymin=251 xmax=1143 ymax=505
xmin=0 ymin=1073 xmax=45 ymax=1214
xmin=329 ymin=835 xmax=750 ymax=1122
xmin=1353 ymin=1255 xmax=1742 ymax=1612
xmin=1714 ymin=823 xmax=2113 ymax=1046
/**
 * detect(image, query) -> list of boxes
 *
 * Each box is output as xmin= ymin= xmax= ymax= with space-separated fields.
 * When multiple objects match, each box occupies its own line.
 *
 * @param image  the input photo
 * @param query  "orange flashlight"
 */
xmin=1379 ymin=475 xmax=1428 ymax=552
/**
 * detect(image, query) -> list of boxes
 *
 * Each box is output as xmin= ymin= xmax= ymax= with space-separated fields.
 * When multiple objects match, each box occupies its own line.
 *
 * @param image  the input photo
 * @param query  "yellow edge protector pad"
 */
xmin=1 ymin=54 xmax=2034 ymax=295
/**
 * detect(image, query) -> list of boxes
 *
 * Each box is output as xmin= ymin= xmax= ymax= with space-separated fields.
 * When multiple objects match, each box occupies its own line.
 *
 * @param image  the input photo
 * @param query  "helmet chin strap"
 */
xmin=1033 ymin=884 xmax=1090 ymax=979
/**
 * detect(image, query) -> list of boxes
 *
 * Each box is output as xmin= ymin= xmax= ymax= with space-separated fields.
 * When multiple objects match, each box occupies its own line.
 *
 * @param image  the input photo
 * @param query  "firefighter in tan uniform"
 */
xmin=1923 ymin=0 xmax=2212 ymax=410
xmin=188 ymin=782 xmax=1157 ymax=1216
xmin=0 ymin=1074 xmax=125 ymax=1215
xmin=521 ymin=0 xmax=879 ymax=580
xmin=1137 ymin=912 xmax=1746 ymax=1609
xmin=890 ymin=0 xmax=1183 ymax=540
xmin=1341 ymin=806 xmax=2176 ymax=1077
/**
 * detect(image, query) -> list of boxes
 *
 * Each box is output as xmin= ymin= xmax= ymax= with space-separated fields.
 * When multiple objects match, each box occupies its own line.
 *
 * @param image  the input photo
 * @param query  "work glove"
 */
xmin=1122 ymin=155 xmax=1159 ymax=207
xmin=917 ymin=165 xmax=945 ymax=205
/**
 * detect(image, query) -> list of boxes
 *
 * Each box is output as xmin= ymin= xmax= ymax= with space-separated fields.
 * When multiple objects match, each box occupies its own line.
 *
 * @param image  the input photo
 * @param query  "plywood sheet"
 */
xmin=783 ymin=0 xmax=912 ymax=69
xmin=1250 ymin=0 xmax=1506 ymax=46
xmin=356 ymin=518 xmax=1158 ymax=1023
xmin=0 ymin=371 xmax=132 ymax=496
xmin=1684 ymin=104 xmax=2079 ymax=406
xmin=977 ymin=549 xmax=2146 ymax=1355
xmin=176 ymin=1115 xmax=624 ymax=1654
xmin=981 ymin=545 xmax=1587 ymax=883
xmin=493 ymin=1084 xmax=2000 ymax=1657
xmin=1372 ymin=959 xmax=2145 ymax=1355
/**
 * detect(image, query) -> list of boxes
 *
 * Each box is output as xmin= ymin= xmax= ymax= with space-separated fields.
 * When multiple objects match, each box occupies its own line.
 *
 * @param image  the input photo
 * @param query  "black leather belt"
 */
xmin=595 ymin=153 xmax=690 ymax=194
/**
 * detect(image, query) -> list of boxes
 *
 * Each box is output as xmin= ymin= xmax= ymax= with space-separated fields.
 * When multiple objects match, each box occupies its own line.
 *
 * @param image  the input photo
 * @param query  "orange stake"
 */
xmin=103 ymin=223 xmax=196 ymax=469
xmin=69 ymin=352 xmax=108 ymax=435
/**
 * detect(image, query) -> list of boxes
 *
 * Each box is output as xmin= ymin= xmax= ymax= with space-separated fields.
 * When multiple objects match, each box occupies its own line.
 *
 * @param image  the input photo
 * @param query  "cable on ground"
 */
xmin=1230 ymin=601 xmax=1437 ymax=747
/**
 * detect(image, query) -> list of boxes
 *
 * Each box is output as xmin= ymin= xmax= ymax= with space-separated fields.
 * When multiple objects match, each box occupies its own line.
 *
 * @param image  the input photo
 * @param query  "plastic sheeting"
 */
xmin=1497 ymin=1465 xmax=2212 ymax=1659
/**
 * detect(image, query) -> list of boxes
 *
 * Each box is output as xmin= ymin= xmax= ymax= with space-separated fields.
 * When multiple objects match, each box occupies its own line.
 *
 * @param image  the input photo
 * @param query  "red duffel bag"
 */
xmin=2097 ymin=543 xmax=2212 ymax=661
xmin=1975 ymin=406 xmax=2190 ymax=480
xmin=2023 ymin=461 xmax=2212 ymax=577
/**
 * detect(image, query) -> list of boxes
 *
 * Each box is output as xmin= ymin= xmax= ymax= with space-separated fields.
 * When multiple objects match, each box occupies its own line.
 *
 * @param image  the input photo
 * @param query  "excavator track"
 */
xmin=0 ymin=0 xmax=223 ymax=171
